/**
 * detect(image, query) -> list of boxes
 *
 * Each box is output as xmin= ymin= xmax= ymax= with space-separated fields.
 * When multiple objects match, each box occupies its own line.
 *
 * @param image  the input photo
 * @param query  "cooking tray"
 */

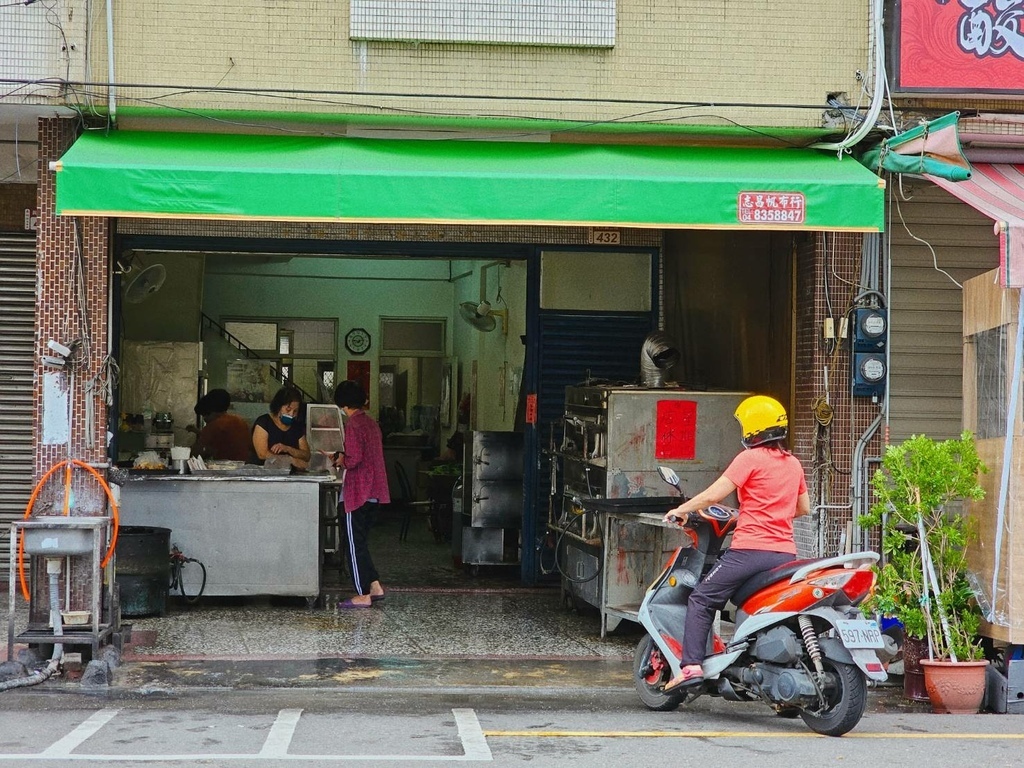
xmin=575 ymin=496 xmax=679 ymax=514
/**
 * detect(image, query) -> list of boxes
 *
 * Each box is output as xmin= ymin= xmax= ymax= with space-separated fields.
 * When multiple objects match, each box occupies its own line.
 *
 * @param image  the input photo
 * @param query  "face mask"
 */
xmin=280 ymin=414 xmax=294 ymax=425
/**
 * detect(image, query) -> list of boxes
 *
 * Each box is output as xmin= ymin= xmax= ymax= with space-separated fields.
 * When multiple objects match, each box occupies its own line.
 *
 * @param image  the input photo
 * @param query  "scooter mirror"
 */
xmin=658 ymin=466 xmax=681 ymax=490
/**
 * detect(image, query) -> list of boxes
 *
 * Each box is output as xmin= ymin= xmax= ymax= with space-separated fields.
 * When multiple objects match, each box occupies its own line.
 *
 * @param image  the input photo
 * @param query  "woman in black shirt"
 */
xmin=251 ymin=386 xmax=311 ymax=469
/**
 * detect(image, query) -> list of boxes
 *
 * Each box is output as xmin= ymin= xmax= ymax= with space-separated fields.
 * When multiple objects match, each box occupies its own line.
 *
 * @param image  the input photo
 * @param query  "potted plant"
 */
xmin=860 ymin=431 xmax=988 ymax=713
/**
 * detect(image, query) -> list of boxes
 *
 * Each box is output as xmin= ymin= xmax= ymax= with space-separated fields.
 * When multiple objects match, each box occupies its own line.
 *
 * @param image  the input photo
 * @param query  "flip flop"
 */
xmin=337 ymin=598 xmax=373 ymax=610
xmin=370 ymin=594 xmax=386 ymax=603
xmin=663 ymin=666 xmax=704 ymax=694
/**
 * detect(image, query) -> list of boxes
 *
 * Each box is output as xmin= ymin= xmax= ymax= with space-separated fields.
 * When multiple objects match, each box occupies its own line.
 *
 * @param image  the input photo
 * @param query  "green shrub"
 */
xmin=859 ymin=432 xmax=986 ymax=661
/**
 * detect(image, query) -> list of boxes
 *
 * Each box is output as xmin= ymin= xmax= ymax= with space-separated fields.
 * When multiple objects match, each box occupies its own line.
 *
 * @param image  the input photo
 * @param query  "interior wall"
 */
xmin=201 ymin=256 xmax=455 ymax=418
xmin=121 ymin=251 xmax=205 ymax=342
xmin=662 ymin=230 xmax=792 ymax=403
xmin=451 ymin=259 xmax=527 ymax=434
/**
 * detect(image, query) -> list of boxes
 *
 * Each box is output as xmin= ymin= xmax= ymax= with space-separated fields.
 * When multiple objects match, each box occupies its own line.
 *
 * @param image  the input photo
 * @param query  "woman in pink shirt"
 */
xmin=661 ymin=395 xmax=810 ymax=692
xmin=331 ymin=381 xmax=391 ymax=609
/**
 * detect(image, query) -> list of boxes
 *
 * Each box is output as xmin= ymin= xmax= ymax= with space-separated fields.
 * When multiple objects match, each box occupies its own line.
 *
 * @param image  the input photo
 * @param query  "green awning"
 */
xmin=54 ymin=131 xmax=885 ymax=231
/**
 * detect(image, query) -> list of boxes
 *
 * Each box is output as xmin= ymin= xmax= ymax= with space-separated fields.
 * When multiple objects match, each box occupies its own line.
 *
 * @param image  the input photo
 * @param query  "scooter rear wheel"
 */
xmin=799 ymin=658 xmax=868 ymax=737
xmin=633 ymin=635 xmax=683 ymax=712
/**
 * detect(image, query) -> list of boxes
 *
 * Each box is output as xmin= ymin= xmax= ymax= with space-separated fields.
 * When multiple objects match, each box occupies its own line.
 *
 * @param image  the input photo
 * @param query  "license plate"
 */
xmin=836 ymin=619 xmax=884 ymax=649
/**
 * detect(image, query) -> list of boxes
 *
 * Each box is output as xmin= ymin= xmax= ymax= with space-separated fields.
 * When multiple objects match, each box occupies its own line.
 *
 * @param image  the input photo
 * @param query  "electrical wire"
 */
xmin=892 ymin=180 xmax=963 ymax=288
xmin=0 ymin=75 xmax=913 ymax=150
xmin=551 ymin=506 xmax=602 ymax=585
xmin=85 ymin=355 xmax=119 ymax=448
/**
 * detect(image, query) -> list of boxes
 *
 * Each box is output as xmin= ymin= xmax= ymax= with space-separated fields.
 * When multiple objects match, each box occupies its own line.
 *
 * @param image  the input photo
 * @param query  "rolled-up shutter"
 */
xmin=888 ymin=183 xmax=1000 ymax=441
xmin=0 ymin=234 xmax=36 ymax=576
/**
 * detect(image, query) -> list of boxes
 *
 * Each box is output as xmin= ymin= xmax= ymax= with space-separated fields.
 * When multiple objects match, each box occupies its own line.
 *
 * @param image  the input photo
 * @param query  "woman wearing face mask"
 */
xmin=251 ymin=386 xmax=311 ymax=469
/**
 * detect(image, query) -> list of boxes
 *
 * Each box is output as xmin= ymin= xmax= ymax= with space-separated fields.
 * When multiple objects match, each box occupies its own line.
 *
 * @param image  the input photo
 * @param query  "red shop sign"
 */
xmin=897 ymin=0 xmax=1024 ymax=93
xmin=737 ymin=191 xmax=805 ymax=225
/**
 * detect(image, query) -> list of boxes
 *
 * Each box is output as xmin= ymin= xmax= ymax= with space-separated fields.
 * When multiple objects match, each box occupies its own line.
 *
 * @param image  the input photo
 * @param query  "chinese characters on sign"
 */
xmin=898 ymin=0 xmax=1024 ymax=93
xmin=955 ymin=0 xmax=1024 ymax=61
xmin=737 ymin=192 xmax=806 ymax=225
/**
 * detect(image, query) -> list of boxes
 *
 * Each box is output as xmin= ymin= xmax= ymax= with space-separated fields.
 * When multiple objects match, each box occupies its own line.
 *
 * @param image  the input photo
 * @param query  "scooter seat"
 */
xmin=731 ymin=558 xmax=817 ymax=607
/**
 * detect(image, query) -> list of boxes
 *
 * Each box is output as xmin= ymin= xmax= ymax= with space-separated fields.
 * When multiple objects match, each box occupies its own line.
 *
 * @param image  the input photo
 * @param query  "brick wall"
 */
xmin=792 ymin=231 xmax=883 ymax=557
xmin=31 ymin=117 xmax=113 ymax=620
xmin=98 ymin=0 xmax=868 ymax=129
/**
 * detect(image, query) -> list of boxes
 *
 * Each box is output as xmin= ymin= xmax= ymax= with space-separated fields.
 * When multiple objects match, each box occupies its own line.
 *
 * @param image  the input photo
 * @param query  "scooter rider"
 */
xmin=662 ymin=395 xmax=811 ymax=693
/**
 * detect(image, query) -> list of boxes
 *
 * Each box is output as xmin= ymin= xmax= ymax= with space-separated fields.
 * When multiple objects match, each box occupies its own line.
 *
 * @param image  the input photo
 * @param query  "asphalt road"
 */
xmin=0 ymin=683 xmax=1022 ymax=766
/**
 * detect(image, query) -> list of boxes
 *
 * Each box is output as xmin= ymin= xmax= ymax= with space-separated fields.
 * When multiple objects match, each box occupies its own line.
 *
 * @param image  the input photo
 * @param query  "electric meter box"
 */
xmin=852 ymin=307 xmax=888 ymax=351
xmin=852 ymin=352 xmax=887 ymax=397
xmin=851 ymin=307 xmax=887 ymax=398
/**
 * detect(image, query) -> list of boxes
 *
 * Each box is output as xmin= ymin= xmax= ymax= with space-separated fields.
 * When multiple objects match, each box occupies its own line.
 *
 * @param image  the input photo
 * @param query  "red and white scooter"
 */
xmin=633 ymin=468 xmax=888 ymax=737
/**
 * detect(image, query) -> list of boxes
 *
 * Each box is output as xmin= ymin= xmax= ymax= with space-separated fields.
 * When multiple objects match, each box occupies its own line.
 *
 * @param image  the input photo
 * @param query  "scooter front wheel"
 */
xmin=633 ymin=635 xmax=683 ymax=712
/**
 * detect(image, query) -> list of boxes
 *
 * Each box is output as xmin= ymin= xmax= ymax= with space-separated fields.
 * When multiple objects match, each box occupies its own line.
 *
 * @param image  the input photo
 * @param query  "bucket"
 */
xmin=115 ymin=526 xmax=171 ymax=617
xmin=902 ymin=635 xmax=931 ymax=702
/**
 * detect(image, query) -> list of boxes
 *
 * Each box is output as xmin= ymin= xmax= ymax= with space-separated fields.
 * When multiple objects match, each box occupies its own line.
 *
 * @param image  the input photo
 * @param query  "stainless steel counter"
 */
xmin=113 ymin=474 xmax=333 ymax=600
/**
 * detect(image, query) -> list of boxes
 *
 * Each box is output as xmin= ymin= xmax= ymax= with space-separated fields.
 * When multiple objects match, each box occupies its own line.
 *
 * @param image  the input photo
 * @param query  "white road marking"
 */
xmin=0 ymin=708 xmax=493 ymax=762
xmin=259 ymin=708 xmax=302 ymax=757
xmin=39 ymin=709 xmax=119 ymax=758
xmin=454 ymin=708 xmax=493 ymax=761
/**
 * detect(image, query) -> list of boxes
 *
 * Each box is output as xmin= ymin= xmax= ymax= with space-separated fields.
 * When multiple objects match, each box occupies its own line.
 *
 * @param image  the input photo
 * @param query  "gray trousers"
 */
xmin=681 ymin=548 xmax=795 ymax=666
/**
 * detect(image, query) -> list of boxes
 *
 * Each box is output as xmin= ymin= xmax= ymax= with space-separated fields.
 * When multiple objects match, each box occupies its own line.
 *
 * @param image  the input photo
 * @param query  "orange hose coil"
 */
xmin=18 ymin=459 xmax=120 ymax=600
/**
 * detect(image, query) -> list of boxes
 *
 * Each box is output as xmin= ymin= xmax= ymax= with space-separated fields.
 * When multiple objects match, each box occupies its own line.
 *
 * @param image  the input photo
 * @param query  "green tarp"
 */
xmin=859 ymin=112 xmax=972 ymax=182
xmin=54 ymin=130 xmax=885 ymax=231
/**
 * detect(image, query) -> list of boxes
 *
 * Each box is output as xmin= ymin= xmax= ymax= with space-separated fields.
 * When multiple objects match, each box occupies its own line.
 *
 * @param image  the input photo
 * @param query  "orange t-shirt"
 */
xmin=723 ymin=446 xmax=807 ymax=554
xmin=195 ymin=413 xmax=251 ymax=462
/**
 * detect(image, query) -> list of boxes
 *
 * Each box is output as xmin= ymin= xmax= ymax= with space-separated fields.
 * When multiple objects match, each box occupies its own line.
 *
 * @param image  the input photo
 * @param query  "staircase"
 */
xmin=201 ymin=314 xmax=320 ymax=404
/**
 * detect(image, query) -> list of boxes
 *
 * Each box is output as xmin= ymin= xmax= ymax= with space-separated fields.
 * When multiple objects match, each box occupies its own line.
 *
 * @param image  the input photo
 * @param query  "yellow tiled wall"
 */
xmin=92 ymin=1 xmax=870 ymax=129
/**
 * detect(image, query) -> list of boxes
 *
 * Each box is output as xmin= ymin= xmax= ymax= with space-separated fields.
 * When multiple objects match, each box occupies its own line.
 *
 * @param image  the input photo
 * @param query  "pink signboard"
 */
xmin=898 ymin=0 xmax=1024 ymax=93
xmin=737 ymin=192 xmax=805 ymax=225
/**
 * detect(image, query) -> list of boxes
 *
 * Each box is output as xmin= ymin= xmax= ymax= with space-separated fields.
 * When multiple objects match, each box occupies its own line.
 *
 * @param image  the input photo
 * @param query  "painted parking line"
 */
xmin=0 ymin=708 xmax=492 ymax=762
xmin=484 ymin=729 xmax=1024 ymax=740
xmin=39 ymin=710 xmax=120 ymax=758
xmin=259 ymin=708 xmax=302 ymax=757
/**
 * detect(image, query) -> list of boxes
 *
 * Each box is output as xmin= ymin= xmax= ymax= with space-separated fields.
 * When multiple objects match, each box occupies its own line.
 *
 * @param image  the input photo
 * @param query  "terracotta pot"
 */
xmin=901 ymin=635 xmax=930 ymax=702
xmin=920 ymin=659 xmax=989 ymax=714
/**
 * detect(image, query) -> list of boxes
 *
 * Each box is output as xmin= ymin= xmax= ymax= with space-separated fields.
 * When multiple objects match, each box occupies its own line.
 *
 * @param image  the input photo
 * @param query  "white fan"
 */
xmin=124 ymin=263 xmax=167 ymax=304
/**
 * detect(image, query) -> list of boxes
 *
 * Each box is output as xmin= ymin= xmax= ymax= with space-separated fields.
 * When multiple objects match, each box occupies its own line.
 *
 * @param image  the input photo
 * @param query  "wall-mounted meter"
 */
xmin=852 ymin=308 xmax=887 ymax=351
xmin=852 ymin=353 xmax=887 ymax=397
xmin=851 ymin=307 xmax=887 ymax=398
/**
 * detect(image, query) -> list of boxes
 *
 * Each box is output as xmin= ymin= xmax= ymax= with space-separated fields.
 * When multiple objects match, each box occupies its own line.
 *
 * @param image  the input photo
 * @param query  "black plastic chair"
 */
xmin=395 ymin=462 xmax=431 ymax=542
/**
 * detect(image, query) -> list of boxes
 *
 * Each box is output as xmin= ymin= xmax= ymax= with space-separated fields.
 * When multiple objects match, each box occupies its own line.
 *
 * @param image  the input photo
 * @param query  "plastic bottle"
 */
xmin=142 ymin=403 xmax=153 ymax=434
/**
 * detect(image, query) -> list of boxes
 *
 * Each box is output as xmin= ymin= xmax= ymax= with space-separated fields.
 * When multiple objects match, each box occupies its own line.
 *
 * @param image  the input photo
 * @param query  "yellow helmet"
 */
xmin=735 ymin=395 xmax=788 ymax=448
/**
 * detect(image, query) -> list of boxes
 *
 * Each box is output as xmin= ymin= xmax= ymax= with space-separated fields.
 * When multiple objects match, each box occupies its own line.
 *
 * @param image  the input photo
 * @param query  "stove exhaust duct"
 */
xmin=640 ymin=332 xmax=680 ymax=388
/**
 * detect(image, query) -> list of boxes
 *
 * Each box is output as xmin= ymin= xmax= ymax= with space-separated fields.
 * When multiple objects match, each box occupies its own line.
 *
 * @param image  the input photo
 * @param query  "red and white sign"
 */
xmin=898 ymin=0 xmax=1024 ymax=93
xmin=737 ymin=192 xmax=805 ymax=225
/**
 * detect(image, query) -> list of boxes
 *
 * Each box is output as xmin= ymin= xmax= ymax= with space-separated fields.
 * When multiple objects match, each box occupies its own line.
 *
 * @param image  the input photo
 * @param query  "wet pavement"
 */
xmin=5 ymin=510 xmax=927 ymax=715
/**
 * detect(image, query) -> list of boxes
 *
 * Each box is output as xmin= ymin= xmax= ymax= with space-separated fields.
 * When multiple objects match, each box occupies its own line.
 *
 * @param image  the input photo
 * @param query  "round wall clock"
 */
xmin=345 ymin=327 xmax=371 ymax=355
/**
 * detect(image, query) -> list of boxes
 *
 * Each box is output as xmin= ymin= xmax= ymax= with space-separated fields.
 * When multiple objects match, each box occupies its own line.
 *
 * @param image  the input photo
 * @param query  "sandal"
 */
xmin=663 ymin=665 xmax=704 ymax=693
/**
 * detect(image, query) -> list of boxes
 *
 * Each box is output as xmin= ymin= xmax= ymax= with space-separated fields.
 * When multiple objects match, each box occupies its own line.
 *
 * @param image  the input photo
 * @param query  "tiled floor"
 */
xmin=124 ymin=509 xmax=642 ymax=660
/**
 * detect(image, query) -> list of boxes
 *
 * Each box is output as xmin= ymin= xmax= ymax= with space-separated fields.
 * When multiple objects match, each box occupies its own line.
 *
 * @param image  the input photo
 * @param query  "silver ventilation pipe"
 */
xmin=640 ymin=332 xmax=680 ymax=388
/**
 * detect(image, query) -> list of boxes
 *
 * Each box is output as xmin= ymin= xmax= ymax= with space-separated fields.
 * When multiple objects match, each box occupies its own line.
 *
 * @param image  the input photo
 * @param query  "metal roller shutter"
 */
xmin=0 ymin=234 xmax=36 ymax=577
xmin=533 ymin=312 xmax=653 ymax=542
xmin=888 ymin=183 xmax=1000 ymax=441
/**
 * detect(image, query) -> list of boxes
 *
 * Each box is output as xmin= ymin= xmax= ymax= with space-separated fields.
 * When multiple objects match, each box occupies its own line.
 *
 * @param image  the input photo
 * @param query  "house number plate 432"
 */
xmin=588 ymin=228 xmax=621 ymax=245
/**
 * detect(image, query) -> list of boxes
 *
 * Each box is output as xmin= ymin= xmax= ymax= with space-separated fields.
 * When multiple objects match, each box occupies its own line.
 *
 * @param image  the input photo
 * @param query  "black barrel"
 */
xmin=115 ymin=526 xmax=171 ymax=617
